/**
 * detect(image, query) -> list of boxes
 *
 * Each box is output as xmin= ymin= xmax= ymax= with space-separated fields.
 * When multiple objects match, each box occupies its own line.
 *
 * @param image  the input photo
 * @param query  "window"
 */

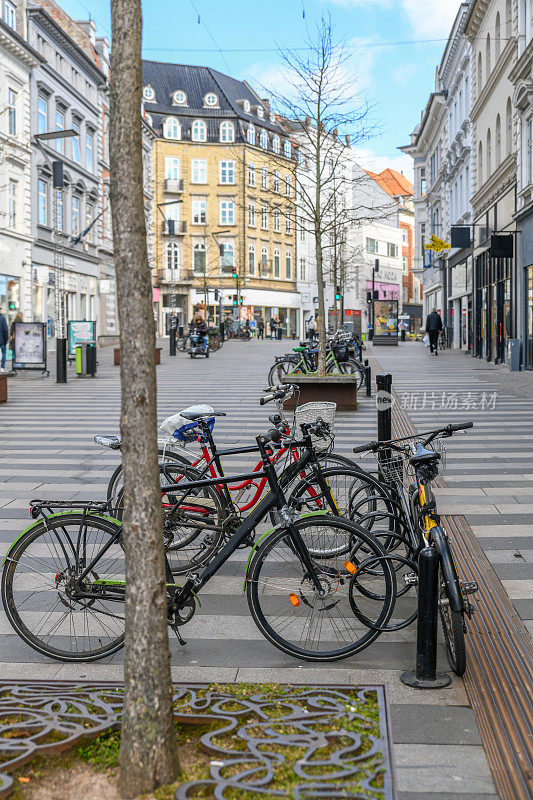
xmin=55 ymin=108 xmax=64 ymax=154
xmin=173 ymin=90 xmax=187 ymax=105
xmin=243 ymin=99 xmax=251 ymax=113
xmin=285 ymin=249 xmax=292 ymax=279
xmin=220 ymin=121 xmax=234 ymax=142
xmin=273 ymin=248 xmax=280 ymax=277
xmin=284 ymin=174 xmax=292 ymax=196
xmin=7 ymin=88 xmax=16 ymax=136
xmin=247 ymin=162 xmax=255 ymax=186
xmin=260 ymin=129 xmax=267 ymax=149
xmin=165 ymin=157 xmax=180 ymax=180
xmin=204 ymin=93 xmax=218 ymax=106
xmin=85 ymin=130 xmax=94 ymax=171
xmin=163 ymin=117 xmax=181 ymax=140
xmin=402 ymin=228 xmax=408 ymax=243
xmin=192 ymin=199 xmax=207 ymax=224
xmin=220 ymin=243 xmax=235 ymax=273
xmin=220 ymin=199 xmax=235 ymax=225
xmin=299 ymin=258 xmax=306 ymax=281
xmin=261 ymin=246 xmax=268 ymax=276
xmin=4 ymin=0 xmax=16 ymax=29
xmin=257 ymin=106 xmax=264 ymax=119
xmin=478 ymin=141 xmax=483 ymax=185
xmin=71 ymin=196 xmax=80 ymax=235
xmin=38 ymin=179 xmax=47 ymax=225
xmin=300 ymin=226 xmax=305 ymax=242
xmin=72 ymin=120 xmax=80 ymax=162
xmin=273 ymin=170 xmax=280 ymax=192
xmin=247 ymin=125 xmax=255 ymax=145
xmin=86 ymin=202 xmax=95 ymax=242
xmin=285 ymin=210 xmax=292 ymax=234
xmin=219 ymin=159 xmax=235 ymax=184
xmin=478 ymin=53 xmax=483 ymax=92
xmin=192 ymin=120 xmax=207 ymax=142
xmin=192 ymin=159 xmax=208 ymax=183
xmin=38 ymin=96 xmax=47 ymax=134
xmin=142 ymin=85 xmax=155 ymax=101
xmin=7 ymin=180 xmax=15 ymax=227
xmin=248 ymin=244 xmax=255 ymax=275
xmin=486 ymin=34 xmax=491 ymax=78
xmin=260 ymin=167 xmax=268 ymax=189
xmin=526 ymin=118 xmax=533 ymax=186
xmin=386 ymin=243 xmax=398 ymax=258
xmin=366 ymin=237 xmax=378 ymax=254
xmin=506 ymin=0 xmax=512 ymax=37
xmin=167 ymin=242 xmax=179 ymax=271
xmin=272 ymin=135 xmax=280 ymax=154
xmin=261 ymin=205 xmax=268 ymax=229
xmin=273 ymin=208 xmax=280 ymax=232
xmin=193 ymin=243 xmax=206 ymax=273
xmin=248 ymin=201 xmax=256 ymax=226
xmin=402 ymin=256 xmax=408 ymax=273
xmin=506 ymin=97 xmax=513 ymax=156
xmin=283 ymin=140 xmax=291 ymax=158
xmin=495 ymin=12 xmax=501 ymax=59
xmin=55 ymin=188 xmax=63 ymax=231
xmin=486 ymin=128 xmax=492 ymax=174
xmin=166 ymin=201 xmax=179 ymax=222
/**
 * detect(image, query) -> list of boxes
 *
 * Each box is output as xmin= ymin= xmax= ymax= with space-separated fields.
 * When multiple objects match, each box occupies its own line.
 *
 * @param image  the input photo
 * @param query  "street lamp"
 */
xmin=34 ymin=129 xmax=78 ymax=384
xmin=370 ymin=258 xmax=379 ymax=342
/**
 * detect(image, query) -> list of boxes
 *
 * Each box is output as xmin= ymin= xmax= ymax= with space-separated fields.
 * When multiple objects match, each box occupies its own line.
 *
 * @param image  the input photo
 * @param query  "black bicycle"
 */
xmin=2 ymin=423 xmax=396 ymax=663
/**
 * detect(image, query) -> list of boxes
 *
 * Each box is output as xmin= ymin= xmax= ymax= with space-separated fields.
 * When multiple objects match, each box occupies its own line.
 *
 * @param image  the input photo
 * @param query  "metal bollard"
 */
xmin=179 ymin=326 xmax=184 ymax=338
xmin=401 ymin=547 xmax=451 ymax=689
xmin=56 ymin=338 xmax=67 ymax=384
xmin=169 ymin=326 xmax=176 ymax=357
xmin=364 ymin=365 xmax=371 ymax=397
xmin=376 ymin=372 xmax=392 ymax=480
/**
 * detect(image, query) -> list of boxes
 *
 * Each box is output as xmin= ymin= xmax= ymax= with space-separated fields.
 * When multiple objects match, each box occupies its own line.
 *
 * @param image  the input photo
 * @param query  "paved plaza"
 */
xmin=3 ymin=338 xmax=532 ymax=799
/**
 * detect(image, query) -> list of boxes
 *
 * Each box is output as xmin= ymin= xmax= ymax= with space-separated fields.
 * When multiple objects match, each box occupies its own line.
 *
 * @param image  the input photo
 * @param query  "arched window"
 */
xmin=204 ymin=93 xmax=218 ymax=107
xmin=193 ymin=242 xmax=206 ymax=273
xmin=273 ymin=248 xmax=280 ymax=278
xmin=285 ymin=249 xmax=292 ymax=279
xmin=486 ymin=34 xmax=491 ymax=78
xmin=506 ymin=0 xmax=512 ymax=37
xmin=220 ymin=121 xmax=234 ymax=142
xmin=495 ymin=114 xmax=501 ymax=165
xmin=260 ymin=246 xmax=268 ymax=276
xmin=495 ymin=12 xmax=501 ymax=59
xmin=173 ymin=90 xmax=187 ymax=105
xmin=260 ymin=129 xmax=268 ymax=149
xmin=192 ymin=120 xmax=207 ymax=142
xmin=478 ymin=141 xmax=483 ymax=186
xmin=143 ymin=85 xmax=155 ymax=102
xmin=283 ymin=140 xmax=291 ymax=158
xmin=220 ymin=243 xmax=235 ymax=273
xmin=273 ymin=135 xmax=281 ymax=154
xmin=163 ymin=117 xmax=181 ymax=140
xmin=506 ymin=97 xmax=513 ymax=156
xmin=166 ymin=242 xmax=179 ymax=271
xmin=486 ymin=128 xmax=492 ymax=175
xmin=247 ymin=124 xmax=255 ymax=145
xmin=248 ymin=244 xmax=255 ymax=275
xmin=477 ymin=53 xmax=483 ymax=92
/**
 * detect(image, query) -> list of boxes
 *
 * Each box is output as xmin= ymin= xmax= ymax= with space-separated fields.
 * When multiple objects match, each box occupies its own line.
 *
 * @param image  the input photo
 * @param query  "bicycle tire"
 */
xmin=439 ymin=565 xmax=466 ymax=675
xmin=209 ymin=335 xmax=221 ymax=352
xmin=268 ymin=358 xmax=300 ymax=387
xmin=177 ymin=336 xmax=189 ymax=352
xmin=246 ymin=516 xmax=396 ymax=661
xmin=107 ymin=449 xmax=192 ymax=506
xmin=2 ymin=513 xmax=126 ymax=662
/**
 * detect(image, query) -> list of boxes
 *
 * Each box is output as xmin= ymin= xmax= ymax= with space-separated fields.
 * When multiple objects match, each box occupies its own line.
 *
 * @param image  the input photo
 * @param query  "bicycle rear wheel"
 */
xmin=246 ymin=516 xmax=395 ymax=661
xmin=177 ymin=336 xmax=190 ymax=352
xmin=107 ymin=449 xmax=192 ymax=507
xmin=268 ymin=358 xmax=300 ymax=387
xmin=2 ymin=514 xmax=126 ymax=662
xmin=438 ymin=565 xmax=466 ymax=675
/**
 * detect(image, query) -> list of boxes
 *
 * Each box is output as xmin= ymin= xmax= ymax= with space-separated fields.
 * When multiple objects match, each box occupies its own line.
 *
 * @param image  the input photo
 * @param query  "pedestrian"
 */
xmin=276 ymin=317 xmax=283 ymax=340
xmin=257 ymin=318 xmax=264 ymax=339
xmin=0 ymin=308 xmax=8 ymax=373
xmin=307 ymin=315 xmax=317 ymax=341
xmin=269 ymin=317 xmax=277 ymax=340
xmin=9 ymin=311 xmax=22 ymax=359
xmin=424 ymin=307 xmax=443 ymax=356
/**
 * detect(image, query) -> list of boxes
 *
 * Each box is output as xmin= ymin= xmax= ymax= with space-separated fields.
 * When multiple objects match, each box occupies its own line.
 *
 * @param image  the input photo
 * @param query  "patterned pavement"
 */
xmin=0 ymin=339 xmax=501 ymax=799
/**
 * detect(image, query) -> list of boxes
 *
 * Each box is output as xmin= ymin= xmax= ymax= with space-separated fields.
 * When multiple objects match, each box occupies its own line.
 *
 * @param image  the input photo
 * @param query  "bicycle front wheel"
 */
xmin=246 ymin=516 xmax=395 ymax=661
xmin=2 ymin=514 xmax=126 ymax=662
xmin=438 ymin=566 xmax=466 ymax=675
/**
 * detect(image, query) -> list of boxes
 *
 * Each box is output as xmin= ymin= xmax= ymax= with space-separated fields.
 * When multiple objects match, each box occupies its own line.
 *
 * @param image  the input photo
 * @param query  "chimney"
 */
xmin=76 ymin=19 xmax=97 ymax=45
xmin=333 ymin=128 xmax=338 ymax=140
xmin=345 ymin=134 xmax=351 ymax=146
xmin=262 ymin=98 xmax=270 ymax=110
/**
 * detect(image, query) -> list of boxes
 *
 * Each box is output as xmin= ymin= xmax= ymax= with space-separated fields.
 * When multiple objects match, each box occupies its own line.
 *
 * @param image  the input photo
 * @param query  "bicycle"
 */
xmin=353 ymin=422 xmax=479 ymax=675
xmin=2 ymin=422 xmax=397 ymax=663
xmin=268 ymin=340 xmax=364 ymax=389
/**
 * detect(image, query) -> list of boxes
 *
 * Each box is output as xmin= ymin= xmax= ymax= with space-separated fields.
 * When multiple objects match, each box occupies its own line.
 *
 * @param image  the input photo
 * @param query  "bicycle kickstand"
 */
xmin=169 ymin=624 xmax=187 ymax=646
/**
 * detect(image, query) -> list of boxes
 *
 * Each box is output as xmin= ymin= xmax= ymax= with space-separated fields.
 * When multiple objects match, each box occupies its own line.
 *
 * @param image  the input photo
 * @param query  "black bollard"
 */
xmin=169 ymin=326 xmax=176 ymax=356
xmin=376 ymin=372 xmax=392 ymax=480
xmin=401 ymin=547 xmax=451 ymax=689
xmin=365 ymin=365 xmax=371 ymax=397
xmin=56 ymin=338 xmax=67 ymax=384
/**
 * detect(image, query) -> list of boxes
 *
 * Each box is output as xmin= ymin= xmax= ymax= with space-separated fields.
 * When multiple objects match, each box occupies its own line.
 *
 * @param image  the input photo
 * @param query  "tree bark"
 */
xmin=109 ymin=1 xmax=179 ymax=796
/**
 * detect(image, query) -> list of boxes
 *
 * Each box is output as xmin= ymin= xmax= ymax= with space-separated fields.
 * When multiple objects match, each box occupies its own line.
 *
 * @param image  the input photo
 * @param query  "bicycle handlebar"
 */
xmin=352 ymin=421 xmax=474 ymax=454
xmin=261 ymin=427 xmax=284 ymax=444
xmin=446 ymin=422 xmax=473 ymax=433
xmin=353 ymin=441 xmax=377 ymax=454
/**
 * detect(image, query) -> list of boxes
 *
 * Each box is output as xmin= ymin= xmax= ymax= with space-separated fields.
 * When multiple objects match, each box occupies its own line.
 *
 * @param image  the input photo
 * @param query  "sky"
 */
xmin=57 ymin=0 xmax=465 ymax=181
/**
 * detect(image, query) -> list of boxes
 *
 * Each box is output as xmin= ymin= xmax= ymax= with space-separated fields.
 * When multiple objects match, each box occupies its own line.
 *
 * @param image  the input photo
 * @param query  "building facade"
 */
xmin=141 ymin=61 xmax=299 ymax=337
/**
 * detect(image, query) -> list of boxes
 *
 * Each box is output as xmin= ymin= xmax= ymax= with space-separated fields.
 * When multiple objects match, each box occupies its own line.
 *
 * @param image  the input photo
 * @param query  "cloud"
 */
xmin=323 ymin=0 xmax=462 ymax=38
xmin=353 ymin=146 xmax=414 ymax=181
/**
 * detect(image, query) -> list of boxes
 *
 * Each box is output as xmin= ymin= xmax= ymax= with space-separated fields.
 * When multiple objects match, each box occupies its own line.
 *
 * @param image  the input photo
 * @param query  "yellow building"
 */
xmin=141 ymin=61 xmax=299 ymax=336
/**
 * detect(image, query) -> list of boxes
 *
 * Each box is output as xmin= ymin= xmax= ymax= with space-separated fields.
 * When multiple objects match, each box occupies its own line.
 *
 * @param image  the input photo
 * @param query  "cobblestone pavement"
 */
xmin=0 ymin=339 xmax=498 ymax=800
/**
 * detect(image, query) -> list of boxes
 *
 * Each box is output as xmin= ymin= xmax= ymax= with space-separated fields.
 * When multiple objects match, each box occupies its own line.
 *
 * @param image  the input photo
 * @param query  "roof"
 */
xmin=366 ymin=169 xmax=414 ymax=199
xmin=28 ymin=0 xmax=101 ymax=69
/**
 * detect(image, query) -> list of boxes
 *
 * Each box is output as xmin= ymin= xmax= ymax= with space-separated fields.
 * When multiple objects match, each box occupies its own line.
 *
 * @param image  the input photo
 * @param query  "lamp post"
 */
xmin=34 ymin=129 xmax=78 ymax=383
xmin=369 ymin=258 xmax=379 ymax=341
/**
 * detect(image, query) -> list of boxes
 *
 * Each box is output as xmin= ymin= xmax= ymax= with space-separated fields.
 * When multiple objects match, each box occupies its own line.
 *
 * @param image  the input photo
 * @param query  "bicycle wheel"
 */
xmin=246 ymin=516 xmax=395 ymax=661
xmin=2 ymin=513 xmax=126 ymax=662
xmin=337 ymin=359 xmax=365 ymax=390
xmin=177 ymin=336 xmax=190 ymax=352
xmin=209 ymin=335 xmax=221 ymax=352
xmin=438 ymin=566 xmax=466 ymax=675
xmin=107 ymin=449 xmax=192 ymax=507
xmin=268 ymin=358 xmax=300 ymax=387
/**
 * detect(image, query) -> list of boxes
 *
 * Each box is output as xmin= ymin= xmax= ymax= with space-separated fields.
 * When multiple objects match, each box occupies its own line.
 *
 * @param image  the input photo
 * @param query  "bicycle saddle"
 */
xmin=409 ymin=443 xmax=440 ymax=467
xmin=94 ymin=435 xmax=121 ymax=449
xmin=180 ymin=406 xmax=227 ymax=421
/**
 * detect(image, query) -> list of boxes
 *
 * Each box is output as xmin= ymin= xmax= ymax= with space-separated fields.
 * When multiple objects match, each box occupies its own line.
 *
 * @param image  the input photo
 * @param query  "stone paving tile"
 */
xmin=394 ymin=744 xmax=496 ymax=794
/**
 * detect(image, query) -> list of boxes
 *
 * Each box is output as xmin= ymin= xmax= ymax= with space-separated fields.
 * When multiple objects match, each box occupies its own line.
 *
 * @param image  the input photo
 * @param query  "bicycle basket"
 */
xmin=294 ymin=402 xmax=336 ymax=453
xmin=364 ymin=437 xmax=447 ymax=487
xmin=333 ymin=343 xmax=350 ymax=362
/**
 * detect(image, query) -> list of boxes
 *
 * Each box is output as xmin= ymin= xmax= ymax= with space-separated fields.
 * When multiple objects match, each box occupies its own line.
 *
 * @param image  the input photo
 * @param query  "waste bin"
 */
xmin=401 ymin=329 xmax=406 ymax=342
xmin=506 ymin=338 xmax=520 ymax=372
xmin=76 ymin=341 xmax=97 ymax=377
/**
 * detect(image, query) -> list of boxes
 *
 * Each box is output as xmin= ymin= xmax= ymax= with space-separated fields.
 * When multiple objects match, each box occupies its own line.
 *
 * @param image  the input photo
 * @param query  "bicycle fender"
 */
xmin=241 ymin=510 xmax=329 ymax=591
xmin=432 ymin=526 xmax=464 ymax=613
xmin=2 ymin=511 xmax=120 ymax=566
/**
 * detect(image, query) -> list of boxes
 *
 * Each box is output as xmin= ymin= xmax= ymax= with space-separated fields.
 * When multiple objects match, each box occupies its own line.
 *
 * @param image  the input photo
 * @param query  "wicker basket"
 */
xmin=294 ymin=401 xmax=336 ymax=452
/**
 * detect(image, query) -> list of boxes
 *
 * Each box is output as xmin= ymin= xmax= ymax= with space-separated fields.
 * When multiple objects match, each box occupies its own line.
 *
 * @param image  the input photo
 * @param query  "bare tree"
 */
xmin=109 ymin=0 xmax=179 ymax=796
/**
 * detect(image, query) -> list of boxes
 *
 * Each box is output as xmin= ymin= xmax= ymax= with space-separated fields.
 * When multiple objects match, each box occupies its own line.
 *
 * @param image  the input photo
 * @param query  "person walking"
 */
xmin=0 ymin=308 xmax=8 ymax=372
xmin=276 ymin=317 xmax=283 ymax=340
xmin=257 ymin=318 xmax=264 ymax=340
xmin=269 ymin=317 xmax=277 ymax=340
xmin=425 ymin=307 xmax=443 ymax=356
xmin=307 ymin=315 xmax=317 ymax=341
xmin=9 ymin=311 xmax=22 ymax=361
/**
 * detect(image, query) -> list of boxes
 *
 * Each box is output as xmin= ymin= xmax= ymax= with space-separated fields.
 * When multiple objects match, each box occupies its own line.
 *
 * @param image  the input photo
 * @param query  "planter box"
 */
xmin=0 ymin=374 xmax=6 ymax=404
xmin=114 ymin=348 xmax=162 ymax=366
xmin=281 ymin=374 xmax=357 ymax=411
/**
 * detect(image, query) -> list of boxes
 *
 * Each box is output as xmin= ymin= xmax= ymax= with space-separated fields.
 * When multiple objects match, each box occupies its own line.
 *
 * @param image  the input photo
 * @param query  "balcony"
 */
xmin=162 ymin=220 xmax=187 ymax=235
xmin=164 ymin=178 xmax=184 ymax=193
xmin=159 ymin=268 xmax=195 ymax=284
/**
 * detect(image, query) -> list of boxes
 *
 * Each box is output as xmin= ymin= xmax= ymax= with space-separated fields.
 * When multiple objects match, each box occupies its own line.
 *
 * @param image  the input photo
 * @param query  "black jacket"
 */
xmin=0 ymin=314 xmax=8 ymax=347
xmin=425 ymin=311 xmax=443 ymax=332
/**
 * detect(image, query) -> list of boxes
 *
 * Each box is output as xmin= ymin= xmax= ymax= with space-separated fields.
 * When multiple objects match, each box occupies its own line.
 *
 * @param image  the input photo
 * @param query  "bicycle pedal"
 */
xmin=403 ymin=572 xmax=418 ymax=586
xmin=461 ymin=580 xmax=479 ymax=596
xmin=464 ymin=600 xmax=475 ymax=620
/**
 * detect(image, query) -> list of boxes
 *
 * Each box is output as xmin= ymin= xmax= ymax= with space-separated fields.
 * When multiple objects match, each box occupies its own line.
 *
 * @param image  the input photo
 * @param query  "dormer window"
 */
xmin=163 ymin=117 xmax=181 ymax=140
xmin=173 ymin=90 xmax=187 ymax=105
xmin=257 ymin=106 xmax=264 ymax=119
xmin=145 ymin=113 xmax=153 ymax=126
xmin=143 ymin=85 xmax=155 ymax=102
xmin=260 ymin=129 xmax=268 ymax=149
xmin=204 ymin=92 xmax=218 ymax=107
xmin=269 ymin=112 xmax=276 ymax=123
xmin=284 ymin=140 xmax=292 ymax=158
xmin=247 ymin=124 xmax=255 ymax=145
xmin=220 ymin=121 xmax=234 ymax=142
xmin=272 ymin=135 xmax=280 ymax=154
xmin=243 ymin=99 xmax=251 ymax=113
xmin=192 ymin=119 xmax=207 ymax=142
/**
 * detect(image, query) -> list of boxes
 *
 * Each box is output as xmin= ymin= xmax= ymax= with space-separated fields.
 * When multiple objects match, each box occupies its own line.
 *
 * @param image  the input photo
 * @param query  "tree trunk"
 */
xmin=109 ymin=1 xmax=179 ymax=796
xmin=315 ymin=229 xmax=327 ymax=375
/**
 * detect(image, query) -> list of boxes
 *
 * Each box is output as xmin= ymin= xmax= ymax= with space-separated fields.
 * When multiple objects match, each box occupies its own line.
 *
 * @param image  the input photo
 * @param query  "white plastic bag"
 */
xmin=423 ymin=333 xmax=430 ymax=348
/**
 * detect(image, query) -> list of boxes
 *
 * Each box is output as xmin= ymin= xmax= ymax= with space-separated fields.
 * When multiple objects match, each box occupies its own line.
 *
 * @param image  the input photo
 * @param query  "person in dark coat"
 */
xmin=425 ymin=308 xmax=443 ymax=355
xmin=257 ymin=318 xmax=264 ymax=339
xmin=0 ymin=309 xmax=8 ymax=371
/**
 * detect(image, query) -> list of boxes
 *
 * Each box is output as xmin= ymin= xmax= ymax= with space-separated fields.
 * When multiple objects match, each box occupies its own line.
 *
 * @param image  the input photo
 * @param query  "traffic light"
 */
xmin=232 ymin=295 xmax=238 ymax=306
xmin=239 ymin=295 xmax=244 ymax=305
xmin=232 ymin=270 xmax=238 ymax=278
xmin=335 ymin=286 xmax=341 ymax=301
